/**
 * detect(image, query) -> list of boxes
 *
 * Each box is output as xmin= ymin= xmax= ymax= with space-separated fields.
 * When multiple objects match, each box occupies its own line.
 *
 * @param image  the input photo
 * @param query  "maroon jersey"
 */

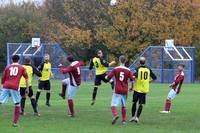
xmin=60 ymin=61 xmax=81 ymax=86
xmin=172 ymin=71 xmax=184 ymax=94
xmin=107 ymin=66 xmax=135 ymax=95
xmin=1 ymin=63 xmax=28 ymax=90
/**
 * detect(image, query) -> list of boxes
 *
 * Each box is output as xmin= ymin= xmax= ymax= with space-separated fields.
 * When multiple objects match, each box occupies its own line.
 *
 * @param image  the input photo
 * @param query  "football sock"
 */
xmin=111 ymin=106 xmax=118 ymax=117
xmin=13 ymin=104 xmax=20 ymax=123
xmin=61 ymin=84 xmax=67 ymax=96
xmin=68 ymin=99 xmax=74 ymax=115
xmin=92 ymin=87 xmax=98 ymax=100
xmin=131 ymin=102 xmax=137 ymax=117
xmin=36 ymin=91 xmax=41 ymax=103
xmin=136 ymin=104 xmax=143 ymax=118
xmin=30 ymin=98 xmax=38 ymax=113
xmin=165 ymin=99 xmax=171 ymax=111
xmin=46 ymin=93 xmax=51 ymax=104
xmin=20 ymin=98 xmax=26 ymax=113
xmin=121 ymin=107 xmax=126 ymax=121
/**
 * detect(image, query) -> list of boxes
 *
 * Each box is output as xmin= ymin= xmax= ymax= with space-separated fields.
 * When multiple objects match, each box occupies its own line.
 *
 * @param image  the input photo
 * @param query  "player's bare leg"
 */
xmin=91 ymin=86 xmax=98 ymax=105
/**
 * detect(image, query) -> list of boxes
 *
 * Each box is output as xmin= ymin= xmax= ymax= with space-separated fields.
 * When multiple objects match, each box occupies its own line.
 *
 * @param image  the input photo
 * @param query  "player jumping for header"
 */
xmin=89 ymin=49 xmax=116 ymax=105
xmin=160 ymin=64 xmax=185 ymax=114
xmin=106 ymin=55 xmax=135 ymax=125
xmin=59 ymin=55 xmax=82 ymax=117
xmin=0 ymin=55 xmax=29 ymax=127
xmin=20 ymin=56 xmax=42 ymax=116
xmin=129 ymin=57 xmax=157 ymax=123
xmin=36 ymin=54 xmax=53 ymax=107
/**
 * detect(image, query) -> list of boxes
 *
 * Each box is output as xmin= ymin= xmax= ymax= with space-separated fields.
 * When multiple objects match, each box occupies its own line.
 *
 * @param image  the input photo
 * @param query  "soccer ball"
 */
xmin=110 ymin=0 xmax=117 ymax=6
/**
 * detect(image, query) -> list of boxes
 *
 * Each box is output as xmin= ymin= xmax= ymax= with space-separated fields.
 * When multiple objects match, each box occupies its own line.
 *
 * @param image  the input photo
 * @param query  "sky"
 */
xmin=0 ymin=0 xmax=44 ymax=6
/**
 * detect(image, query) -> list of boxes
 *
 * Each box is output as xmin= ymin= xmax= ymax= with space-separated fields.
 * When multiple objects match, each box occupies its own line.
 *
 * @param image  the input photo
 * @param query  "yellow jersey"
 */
xmin=89 ymin=57 xmax=108 ymax=75
xmin=39 ymin=62 xmax=52 ymax=81
xmin=20 ymin=64 xmax=42 ymax=87
xmin=134 ymin=66 xmax=157 ymax=93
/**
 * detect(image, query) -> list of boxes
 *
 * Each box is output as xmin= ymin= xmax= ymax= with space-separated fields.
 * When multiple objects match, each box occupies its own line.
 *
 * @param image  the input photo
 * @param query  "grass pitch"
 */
xmin=0 ymin=81 xmax=200 ymax=133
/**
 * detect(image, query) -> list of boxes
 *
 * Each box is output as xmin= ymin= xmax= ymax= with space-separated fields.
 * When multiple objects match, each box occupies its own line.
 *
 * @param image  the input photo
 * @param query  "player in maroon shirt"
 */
xmin=59 ymin=55 xmax=81 ymax=117
xmin=106 ymin=55 xmax=135 ymax=125
xmin=0 ymin=55 xmax=29 ymax=127
xmin=160 ymin=64 xmax=185 ymax=114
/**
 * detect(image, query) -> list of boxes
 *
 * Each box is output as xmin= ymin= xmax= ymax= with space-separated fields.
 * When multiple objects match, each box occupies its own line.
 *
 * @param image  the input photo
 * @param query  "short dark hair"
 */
xmin=96 ymin=49 xmax=102 ymax=54
xmin=24 ymin=56 xmax=31 ymax=64
xmin=178 ymin=64 xmax=185 ymax=68
xmin=67 ymin=55 xmax=74 ymax=62
xmin=119 ymin=55 xmax=126 ymax=64
xmin=12 ymin=55 xmax=20 ymax=63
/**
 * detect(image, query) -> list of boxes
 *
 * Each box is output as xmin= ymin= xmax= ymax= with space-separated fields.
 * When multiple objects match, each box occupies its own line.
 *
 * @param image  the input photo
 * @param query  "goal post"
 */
xmin=129 ymin=45 xmax=195 ymax=83
xmin=7 ymin=43 xmax=68 ymax=79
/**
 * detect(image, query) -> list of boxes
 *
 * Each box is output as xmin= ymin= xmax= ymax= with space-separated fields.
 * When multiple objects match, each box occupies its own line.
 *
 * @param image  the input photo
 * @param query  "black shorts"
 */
xmin=132 ymin=91 xmax=146 ymax=104
xmin=95 ymin=73 xmax=109 ymax=86
xmin=38 ymin=80 xmax=51 ymax=90
xmin=20 ymin=86 xmax=33 ymax=98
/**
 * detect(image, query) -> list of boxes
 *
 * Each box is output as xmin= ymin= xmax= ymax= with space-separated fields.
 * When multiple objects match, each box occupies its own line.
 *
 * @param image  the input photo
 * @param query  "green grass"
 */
xmin=0 ymin=81 xmax=200 ymax=133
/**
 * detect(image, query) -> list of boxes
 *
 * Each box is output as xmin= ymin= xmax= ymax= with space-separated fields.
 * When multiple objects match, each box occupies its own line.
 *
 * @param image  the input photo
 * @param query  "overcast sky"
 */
xmin=0 ymin=0 xmax=44 ymax=6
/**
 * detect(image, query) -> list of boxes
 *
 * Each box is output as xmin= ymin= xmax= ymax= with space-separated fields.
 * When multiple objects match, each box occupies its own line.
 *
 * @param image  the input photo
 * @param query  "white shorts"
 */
xmin=111 ymin=93 xmax=127 ymax=107
xmin=0 ymin=88 xmax=21 ymax=104
xmin=63 ymin=78 xmax=78 ymax=99
xmin=167 ymin=89 xmax=177 ymax=100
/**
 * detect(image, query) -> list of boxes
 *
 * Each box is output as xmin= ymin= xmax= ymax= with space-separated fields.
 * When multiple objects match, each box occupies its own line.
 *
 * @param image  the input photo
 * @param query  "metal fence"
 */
xmin=129 ymin=46 xmax=195 ymax=83
xmin=7 ymin=43 xmax=195 ymax=83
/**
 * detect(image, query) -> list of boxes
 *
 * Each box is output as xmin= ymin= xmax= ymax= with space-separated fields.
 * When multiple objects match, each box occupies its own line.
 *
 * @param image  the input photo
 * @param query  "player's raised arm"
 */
xmin=59 ymin=64 xmax=71 ymax=74
xmin=100 ymin=58 xmax=109 ymax=67
xmin=32 ymin=66 xmax=42 ymax=77
xmin=105 ymin=69 xmax=115 ymax=81
xmin=89 ymin=59 xmax=94 ymax=70
xmin=38 ymin=62 xmax=44 ymax=72
xmin=109 ymin=61 xmax=116 ymax=67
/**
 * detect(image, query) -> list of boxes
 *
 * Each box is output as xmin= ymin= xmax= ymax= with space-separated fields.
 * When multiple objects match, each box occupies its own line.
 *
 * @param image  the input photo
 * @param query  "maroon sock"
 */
xmin=68 ymin=99 xmax=74 ymax=115
xmin=111 ymin=106 xmax=118 ymax=117
xmin=121 ymin=106 xmax=126 ymax=121
xmin=165 ymin=99 xmax=171 ymax=111
xmin=13 ymin=105 xmax=20 ymax=123
xmin=61 ymin=84 xmax=66 ymax=96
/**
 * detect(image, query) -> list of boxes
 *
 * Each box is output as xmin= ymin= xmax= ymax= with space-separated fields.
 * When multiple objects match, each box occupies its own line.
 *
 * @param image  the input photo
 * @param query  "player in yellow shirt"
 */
xmin=20 ymin=57 xmax=41 ymax=116
xmin=36 ymin=54 xmax=53 ymax=107
xmin=129 ymin=57 xmax=157 ymax=123
xmin=89 ymin=50 xmax=116 ymax=105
